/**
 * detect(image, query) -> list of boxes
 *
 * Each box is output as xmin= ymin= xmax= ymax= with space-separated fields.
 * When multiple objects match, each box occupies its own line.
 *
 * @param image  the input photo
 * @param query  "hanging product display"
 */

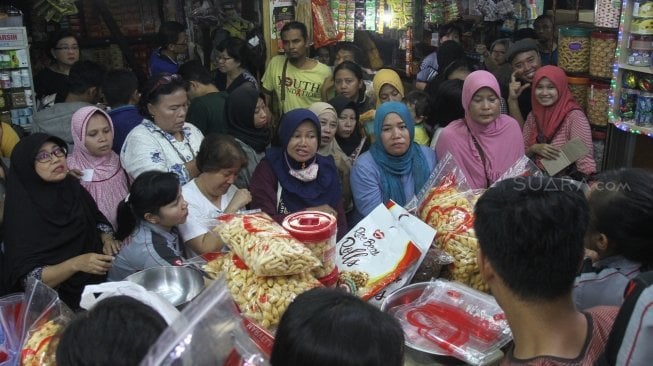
xmin=270 ymin=1 xmax=295 ymax=51
xmin=312 ymin=0 xmax=341 ymax=48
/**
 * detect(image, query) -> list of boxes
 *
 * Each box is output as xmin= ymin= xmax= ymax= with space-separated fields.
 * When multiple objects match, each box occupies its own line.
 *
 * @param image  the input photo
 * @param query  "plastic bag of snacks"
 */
xmin=493 ymin=155 xmax=542 ymax=185
xmin=390 ymin=280 xmax=511 ymax=365
xmin=441 ymin=231 xmax=488 ymax=292
xmin=20 ymin=278 xmax=73 ymax=366
xmin=0 ymin=293 xmax=23 ymax=366
xmin=140 ymin=277 xmax=272 ymax=366
xmin=223 ymin=254 xmax=322 ymax=329
xmin=312 ymin=0 xmax=341 ymax=48
xmin=214 ymin=212 xmax=320 ymax=276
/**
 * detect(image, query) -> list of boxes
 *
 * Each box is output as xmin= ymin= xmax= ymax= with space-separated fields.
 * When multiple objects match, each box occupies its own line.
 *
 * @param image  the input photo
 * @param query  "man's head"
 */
xmin=67 ymin=60 xmax=106 ymax=104
xmin=534 ymin=15 xmax=554 ymax=43
xmin=281 ymin=21 xmax=309 ymax=62
xmin=178 ymin=60 xmax=214 ymax=99
xmin=474 ymin=176 xmax=589 ymax=303
xmin=157 ymin=21 xmax=187 ymax=56
xmin=439 ymin=22 xmax=462 ymax=43
xmin=102 ymin=69 xmax=139 ymax=108
xmin=506 ymin=39 xmax=541 ymax=83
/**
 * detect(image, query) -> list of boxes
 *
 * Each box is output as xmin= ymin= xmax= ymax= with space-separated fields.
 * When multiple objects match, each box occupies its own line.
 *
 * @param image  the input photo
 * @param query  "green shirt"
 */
xmin=186 ymin=91 xmax=228 ymax=135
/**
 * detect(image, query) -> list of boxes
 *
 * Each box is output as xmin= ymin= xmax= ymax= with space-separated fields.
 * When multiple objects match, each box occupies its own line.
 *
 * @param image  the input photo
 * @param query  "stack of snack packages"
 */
xmin=208 ymin=212 xmax=323 ymax=329
xmin=415 ymin=154 xmax=489 ymax=292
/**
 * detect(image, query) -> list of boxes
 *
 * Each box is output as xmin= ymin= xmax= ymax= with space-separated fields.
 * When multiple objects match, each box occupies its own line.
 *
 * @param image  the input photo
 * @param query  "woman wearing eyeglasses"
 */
xmin=34 ymin=30 xmax=80 ymax=105
xmin=214 ymin=37 xmax=258 ymax=93
xmin=1 ymin=133 xmax=118 ymax=309
xmin=148 ymin=21 xmax=187 ymax=77
xmin=121 ymin=73 xmax=204 ymax=185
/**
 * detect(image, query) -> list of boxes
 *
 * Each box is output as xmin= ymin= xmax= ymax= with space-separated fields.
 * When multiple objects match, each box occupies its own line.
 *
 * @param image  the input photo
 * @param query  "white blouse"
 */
xmin=120 ymin=119 xmax=204 ymax=185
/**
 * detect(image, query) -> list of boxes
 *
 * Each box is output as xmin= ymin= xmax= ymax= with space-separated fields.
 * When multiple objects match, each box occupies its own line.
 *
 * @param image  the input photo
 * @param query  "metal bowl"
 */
xmin=381 ymin=282 xmax=463 ymax=365
xmin=126 ymin=266 xmax=204 ymax=308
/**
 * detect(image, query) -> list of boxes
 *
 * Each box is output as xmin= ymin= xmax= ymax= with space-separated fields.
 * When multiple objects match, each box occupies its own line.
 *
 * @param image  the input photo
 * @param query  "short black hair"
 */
xmin=474 ymin=176 xmax=589 ymax=301
xmin=438 ymin=22 xmax=462 ymax=40
xmin=56 ymin=296 xmax=166 ymax=366
xmin=47 ymin=30 xmax=78 ymax=58
xmin=427 ymin=78 xmax=465 ymax=128
xmin=281 ymin=21 xmax=308 ymax=42
xmin=178 ymin=60 xmax=213 ymax=85
xmin=138 ymin=73 xmax=188 ymax=119
xmin=271 ymin=288 xmax=404 ymax=366
xmin=102 ymin=69 xmax=139 ymax=107
xmin=196 ymin=134 xmax=247 ymax=173
xmin=157 ymin=21 xmax=186 ymax=48
xmin=588 ymin=168 xmax=653 ymax=267
xmin=67 ymin=61 xmax=107 ymax=95
xmin=405 ymin=90 xmax=430 ymax=118
xmin=513 ymin=27 xmax=538 ymax=42
xmin=335 ymin=42 xmax=369 ymax=68
xmin=215 ymin=37 xmax=255 ymax=74
xmin=534 ymin=14 xmax=554 ymax=27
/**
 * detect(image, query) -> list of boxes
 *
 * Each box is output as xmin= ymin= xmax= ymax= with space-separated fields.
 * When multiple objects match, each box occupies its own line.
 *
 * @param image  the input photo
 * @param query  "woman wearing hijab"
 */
xmin=351 ymin=102 xmax=436 ymax=220
xmin=330 ymin=95 xmax=369 ymax=164
xmin=364 ymin=69 xmax=406 ymax=143
xmin=524 ymin=65 xmax=595 ymax=179
xmin=308 ymin=102 xmax=352 ymax=222
xmin=68 ymin=106 xmax=129 ymax=229
xmin=2 ymin=134 xmax=116 ymax=309
xmin=226 ymin=84 xmax=271 ymax=188
xmin=249 ymin=109 xmax=347 ymax=238
xmin=435 ymin=70 xmax=524 ymax=189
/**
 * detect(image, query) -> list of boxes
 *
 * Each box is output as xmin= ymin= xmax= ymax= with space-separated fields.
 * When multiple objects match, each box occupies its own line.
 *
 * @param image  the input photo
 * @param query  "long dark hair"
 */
xmin=115 ymin=171 xmax=180 ymax=241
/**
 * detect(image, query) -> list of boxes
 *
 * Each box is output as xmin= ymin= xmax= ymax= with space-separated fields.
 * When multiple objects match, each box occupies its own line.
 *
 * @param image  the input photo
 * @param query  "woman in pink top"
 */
xmin=68 ymin=106 xmax=129 ymax=230
xmin=435 ymin=70 xmax=524 ymax=189
xmin=523 ymin=65 xmax=596 ymax=178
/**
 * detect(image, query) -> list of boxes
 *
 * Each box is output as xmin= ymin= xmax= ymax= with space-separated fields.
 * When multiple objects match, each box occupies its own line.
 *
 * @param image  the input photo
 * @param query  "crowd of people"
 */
xmin=0 ymin=12 xmax=651 ymax=366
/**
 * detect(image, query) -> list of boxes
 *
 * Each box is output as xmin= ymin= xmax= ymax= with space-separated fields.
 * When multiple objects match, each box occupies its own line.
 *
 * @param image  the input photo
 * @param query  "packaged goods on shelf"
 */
xmin=559 ymin=27 xmax=592 ymax=73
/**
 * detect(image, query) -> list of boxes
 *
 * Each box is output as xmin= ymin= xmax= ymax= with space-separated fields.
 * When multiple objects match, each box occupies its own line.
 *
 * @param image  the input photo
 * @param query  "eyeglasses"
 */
xmin=35 ymin=146 xmax=67 ymax=163
xmin=53 ymin=45 xmax=79 ymax=51
xmin=147 ymin=74 xmax=182 ymax=97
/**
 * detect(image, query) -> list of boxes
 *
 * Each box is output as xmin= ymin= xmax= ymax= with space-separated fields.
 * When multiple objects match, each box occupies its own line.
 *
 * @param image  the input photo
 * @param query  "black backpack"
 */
xmin=596 ymin=271 xmax=653 ymax=365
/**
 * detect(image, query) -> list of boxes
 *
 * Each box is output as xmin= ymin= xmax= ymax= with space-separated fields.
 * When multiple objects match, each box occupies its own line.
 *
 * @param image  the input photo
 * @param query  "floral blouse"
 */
xmin=120 ymin=119 xmax=204 ymax=185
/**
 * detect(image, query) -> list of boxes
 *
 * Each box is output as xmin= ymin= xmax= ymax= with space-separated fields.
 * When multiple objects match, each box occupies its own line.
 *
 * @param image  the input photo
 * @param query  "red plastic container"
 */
xmin=282 ymin=211 xmax=338 ymax=286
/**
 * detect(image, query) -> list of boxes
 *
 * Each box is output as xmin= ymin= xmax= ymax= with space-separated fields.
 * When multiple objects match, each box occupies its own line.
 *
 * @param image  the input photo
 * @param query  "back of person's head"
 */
xmin=474 ymin=176 xmax=589 ymax=302
xmin=102 ymin=69 xmax=139 ymax=107
xmin=56 ymin=295 xmax=166 ymax=366
xmin=271 ymin=288 xmax=404 ymax=366
xmin=138 ymin=73 xmax=188 ymax=119
xmin=405 ymin=90 xmax=430 ymax=118
xmin=513 ymin=27 xmax=537 ymax=41
xmin=178 ymin=59 xmax=213 ymax=85
xmin=157 ymin=21 xmax=186 ymax=48
xmin=67 ymin=61 xmax=106 ymax=95
xmin=196 ymin=134 xmax=247 ymax=173
xmin=439 ymin=22 xmax=462 ymax=41
xmin=437 ymin=40 xmax=466 ymax=73
xmin=335 ymin=42 xmax=369 ymax=68
xmin=215 ymin=37 xmax=256 ymax=74
xmin=280 ymin=21 xmax=308 ymax=41
xmin=588 ymin=168 xmax=653 ymax=267
xmin=115 ymin=171 xmax=180 ymax=241
xmin=427 ymin=78 xmax=465 ymax=128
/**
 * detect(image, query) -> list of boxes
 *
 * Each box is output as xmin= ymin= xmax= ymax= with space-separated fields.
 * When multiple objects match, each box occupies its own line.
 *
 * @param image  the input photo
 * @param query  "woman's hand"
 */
xmin=225 ymin=188 xmax=252 ymax=213
xmin=101 ymin=233 xmax=123 ymax=255
xmin=305 ymin=204 xmax=337 ymax=217
xmin=72 ymin=253 xmax=114 ymax=275
xmin=530 ymin=143 xmax=561 ymax=160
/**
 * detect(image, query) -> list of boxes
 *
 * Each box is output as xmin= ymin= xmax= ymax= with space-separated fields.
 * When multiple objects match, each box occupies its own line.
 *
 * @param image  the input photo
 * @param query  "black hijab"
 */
xmin=2 ymin=133 xmax=106 ymax=308
xmin=329 ymin=95 xmax=369 ymax=157
xmin=226 ymin=84 xmax=271 ymax=153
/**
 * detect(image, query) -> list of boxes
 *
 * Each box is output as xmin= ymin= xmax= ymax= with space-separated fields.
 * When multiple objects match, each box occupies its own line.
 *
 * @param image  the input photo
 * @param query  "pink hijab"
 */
xmin=68 ymin=106 xmax=129 ymax=228
xmin=435 ymin=70 xmax=524 ymax=189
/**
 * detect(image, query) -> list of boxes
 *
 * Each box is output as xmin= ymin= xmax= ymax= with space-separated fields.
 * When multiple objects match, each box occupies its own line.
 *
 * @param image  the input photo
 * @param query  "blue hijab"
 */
xmin=370 ymin=102 xmax=430 ymax=206
xmin=265 ymin=109 xmax=341 ymax=212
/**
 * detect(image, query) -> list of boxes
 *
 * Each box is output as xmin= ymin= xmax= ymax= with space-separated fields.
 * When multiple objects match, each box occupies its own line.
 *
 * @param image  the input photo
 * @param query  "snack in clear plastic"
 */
xmin=441 ymin=231 xmax=488 ymax=292
xmin=214 ymin=212 xmax=320 ymax=276
xmin=389 ymin=280 xmax=512 ymax=365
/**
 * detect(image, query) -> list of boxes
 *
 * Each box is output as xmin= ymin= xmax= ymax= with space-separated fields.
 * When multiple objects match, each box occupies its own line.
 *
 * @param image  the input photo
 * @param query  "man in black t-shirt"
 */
xmin=504 ymin=39 xmax=542 ymax=128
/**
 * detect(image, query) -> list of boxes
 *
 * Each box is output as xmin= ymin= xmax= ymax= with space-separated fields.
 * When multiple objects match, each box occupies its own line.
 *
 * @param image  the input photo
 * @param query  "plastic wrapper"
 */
xmin=441 ymin=231 xmax=488 ymax=292
xmin=140 ymin=277 xmax=271 ymax=366
xmin=410 ymin=247 xmax=454 ymax=284
xmin=312 ymin=0 xmax=341 ymax=48
xmin=492 ymin=155 xmax=542 ymax=186
xmin=282 ymin=212 xmax=338 ymax=281
xmin=223 ymin=254 xmax=322 ymax=329
xmin=0 ymin=293 xmax=23 ymax=366
xmin=390 ymin=280 xmax=511 ymax=365
xmin=409 ymin=153 xmax=470 ymax=214
xmin=20 ymin=278 xmax=73 ymax=366
xmin=214 ymin=212 xmax=320 ymax=276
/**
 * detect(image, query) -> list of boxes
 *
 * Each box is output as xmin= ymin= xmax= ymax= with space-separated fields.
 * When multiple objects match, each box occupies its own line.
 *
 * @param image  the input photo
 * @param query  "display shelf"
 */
xmin=613 ymin=120 xmax=653 ymax=137
xmin=617 ymin=63 xmax=653 ymax=73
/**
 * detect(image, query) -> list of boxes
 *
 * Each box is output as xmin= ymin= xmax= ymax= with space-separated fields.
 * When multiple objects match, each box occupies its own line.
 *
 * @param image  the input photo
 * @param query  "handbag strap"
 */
xmin=280 ymin=58 xmax=289 ymax=114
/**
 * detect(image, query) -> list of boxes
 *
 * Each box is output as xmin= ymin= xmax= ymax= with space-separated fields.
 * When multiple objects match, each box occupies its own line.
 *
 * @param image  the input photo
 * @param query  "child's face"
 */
xmin=152 ymin=188 xmax=189 ymax=229
xmin=337 ymin=108 xmax=357 ymax=138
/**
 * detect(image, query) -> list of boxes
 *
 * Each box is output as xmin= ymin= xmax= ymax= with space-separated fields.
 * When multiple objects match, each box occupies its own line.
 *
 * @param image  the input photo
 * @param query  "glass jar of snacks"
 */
xmin=595 ymin=0 xmax=621 ymax=28
xmin=620 ymin=88 xmax=640 ymax=122
xmin=559 ymin=27 xmax=592 ymax=73
xmin=568 ymin=76 xmax=590 ymax=111
xmin=635 ymin=91 xmax=653 ymax=126
xmin=588 ymin=81 xmax=611 ymax=126
xmin=633 ymin=0 xmax=653 ymax=18
xmin=628 ymin=34 xmax=653 ymax=66
xmin=282 ymin=211 xmax=338 ymax=286
xmin=590 ymin=31 xmax=617 ymax=78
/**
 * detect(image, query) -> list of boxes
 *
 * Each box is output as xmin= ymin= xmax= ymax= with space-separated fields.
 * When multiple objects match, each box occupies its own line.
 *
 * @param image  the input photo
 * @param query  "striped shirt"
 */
xmin=523 ymin=109 xmax=596 ymax=175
